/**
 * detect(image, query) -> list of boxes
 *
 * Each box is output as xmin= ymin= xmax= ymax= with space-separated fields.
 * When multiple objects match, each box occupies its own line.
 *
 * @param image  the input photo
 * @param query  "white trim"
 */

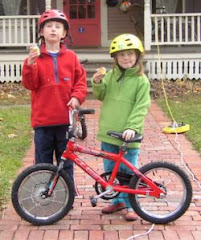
xmin=144 ymin=0 xmax=151 ymax=51
xmin=151 ymin=13 xmax=201 ymax=48
xmin=182 ymin=0 xmax=186 ymax=13
xmin=145 ymin=52 xmax=201 ymax=60
xmin=45 ymin=0 xmax=51 ymax=10
xmin=56 ymin=0 xmax=63 ymax=11
xmin=145 ymin=53 xmax=201 ymax=80
xmin=1 ymin=53 xmax=201 ymax=82
xmin=100 ymin=1 xmax=109 ymax=47
xmin=27 ymin=0 xmax=30 ymax=15
xmin=0 ymin=15 xmax=39 ymax=47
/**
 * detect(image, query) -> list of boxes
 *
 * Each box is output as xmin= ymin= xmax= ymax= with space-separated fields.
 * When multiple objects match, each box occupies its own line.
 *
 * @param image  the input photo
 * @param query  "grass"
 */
xmin=0 ymin=105 xmax=32 ymax=209
xmin=156 ymin=93 xmax=201 ymax=154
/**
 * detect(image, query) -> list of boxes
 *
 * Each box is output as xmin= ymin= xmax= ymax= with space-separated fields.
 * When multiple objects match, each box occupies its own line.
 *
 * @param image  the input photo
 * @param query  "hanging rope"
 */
xmin=153 ymin=14 xmax=201 ymax=199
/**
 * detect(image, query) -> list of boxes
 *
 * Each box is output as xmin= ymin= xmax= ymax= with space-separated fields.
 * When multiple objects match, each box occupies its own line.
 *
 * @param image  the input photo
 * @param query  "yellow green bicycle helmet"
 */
xmin=110 ymin=34 xmax=144 ymax=56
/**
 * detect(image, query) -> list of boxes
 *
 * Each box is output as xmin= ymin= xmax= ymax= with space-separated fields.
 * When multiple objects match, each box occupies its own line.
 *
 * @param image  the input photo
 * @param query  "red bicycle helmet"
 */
xmin=38 ymin=9 xmax=69 ymax=31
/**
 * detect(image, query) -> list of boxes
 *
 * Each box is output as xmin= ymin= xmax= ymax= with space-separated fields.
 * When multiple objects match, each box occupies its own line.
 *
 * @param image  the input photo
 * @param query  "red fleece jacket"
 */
xmin=22 ymin=44 xmax=87 ymax=128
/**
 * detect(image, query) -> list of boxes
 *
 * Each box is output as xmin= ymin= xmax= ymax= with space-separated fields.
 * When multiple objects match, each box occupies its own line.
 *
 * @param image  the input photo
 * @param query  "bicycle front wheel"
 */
xmin=129 ymin=161 xmax=192 ymax=224
xmin=11 ymin=163 xmax=74 ymax=225
xmin=77 ymin=116 xmax=87 ymax=140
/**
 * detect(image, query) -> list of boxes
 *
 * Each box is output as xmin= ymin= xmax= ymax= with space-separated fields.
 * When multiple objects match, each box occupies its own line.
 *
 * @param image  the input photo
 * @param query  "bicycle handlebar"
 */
xmin=79 ymin=109 xmax=95 ymax=115
xmin=69 ymin=108 xmax=95 ymax=132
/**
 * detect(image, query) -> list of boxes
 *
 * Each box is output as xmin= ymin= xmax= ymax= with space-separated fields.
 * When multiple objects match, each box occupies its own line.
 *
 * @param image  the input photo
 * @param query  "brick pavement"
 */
xmin=0 ymin=100 xmax=201 ymax=240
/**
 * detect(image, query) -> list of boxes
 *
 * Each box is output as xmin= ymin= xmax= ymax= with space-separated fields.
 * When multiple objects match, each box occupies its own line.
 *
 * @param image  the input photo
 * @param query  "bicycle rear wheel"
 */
xmin=129 ymin=161 xmax=192 ymax=224
xmin=11 ymin=163 xmax=74 ymax=225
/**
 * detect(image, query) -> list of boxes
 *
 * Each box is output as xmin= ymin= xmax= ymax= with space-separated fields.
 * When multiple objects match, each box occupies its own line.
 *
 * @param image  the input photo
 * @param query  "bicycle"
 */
xmin=75 ymin=108 xmax=87 ymax=140
xmin=11 ymin=108 xmax=193 ymax=225
xmin=75 ymin=59 xmax=89 ymax=140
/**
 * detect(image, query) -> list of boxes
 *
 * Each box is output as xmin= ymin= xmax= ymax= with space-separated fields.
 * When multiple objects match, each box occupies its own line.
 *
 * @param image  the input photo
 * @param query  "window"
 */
xmin=152 ymin=0 xmax=181 ymax=14
xmin=69 ymin=0 xmax=96 ymax=19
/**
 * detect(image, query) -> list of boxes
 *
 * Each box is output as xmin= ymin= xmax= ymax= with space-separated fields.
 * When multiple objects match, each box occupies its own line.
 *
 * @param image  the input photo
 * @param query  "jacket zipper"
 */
xmin=52 ymin=56 xmax=59 ymax=83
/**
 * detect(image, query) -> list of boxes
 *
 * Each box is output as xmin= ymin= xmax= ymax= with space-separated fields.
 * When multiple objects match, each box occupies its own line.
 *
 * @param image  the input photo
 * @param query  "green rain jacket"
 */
xmin=91 ymin=65 xmax=151 ymax=148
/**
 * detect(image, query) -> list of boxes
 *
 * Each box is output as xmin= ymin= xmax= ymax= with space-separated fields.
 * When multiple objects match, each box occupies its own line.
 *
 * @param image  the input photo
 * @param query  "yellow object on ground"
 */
xmin=162 ymin=122 xmax=190 ymax=134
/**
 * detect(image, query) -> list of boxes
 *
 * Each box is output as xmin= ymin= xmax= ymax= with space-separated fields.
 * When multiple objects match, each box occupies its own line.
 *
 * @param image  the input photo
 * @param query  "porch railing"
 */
xmin=151 ymin=13 xmax=201 ymax=46
xmin=1 ymin=13 xmax=201 ymax=48
xmin=0 ymin=15 xmax=39 ymax=47
xmin=145 ymin=54 xmax=201 ymax=80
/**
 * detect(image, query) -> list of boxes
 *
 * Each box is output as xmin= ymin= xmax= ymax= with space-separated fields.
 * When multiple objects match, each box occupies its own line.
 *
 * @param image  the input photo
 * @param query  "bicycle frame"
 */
xmin=60 ymin=141 xmax=165 ymax=198
xmin=48 ymin=109 xmax=166 ymax=199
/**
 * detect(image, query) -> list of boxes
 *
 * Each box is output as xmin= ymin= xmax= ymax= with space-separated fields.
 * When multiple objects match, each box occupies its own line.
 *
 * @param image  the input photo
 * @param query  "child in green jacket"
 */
xmin=92 ymin=34 xmax=150 ymax=221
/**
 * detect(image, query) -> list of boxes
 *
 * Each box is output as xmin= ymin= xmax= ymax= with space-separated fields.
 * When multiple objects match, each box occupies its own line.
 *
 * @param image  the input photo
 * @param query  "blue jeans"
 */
xmin=101 ymin=142 xmax=140 ymax=208
xmin=34 ymin=125 xmax=74 ymax=184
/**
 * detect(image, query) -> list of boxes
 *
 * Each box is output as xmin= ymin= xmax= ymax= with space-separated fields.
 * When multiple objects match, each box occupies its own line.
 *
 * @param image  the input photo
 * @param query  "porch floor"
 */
xmin=1 ymin=45 xmax=201 ymax=59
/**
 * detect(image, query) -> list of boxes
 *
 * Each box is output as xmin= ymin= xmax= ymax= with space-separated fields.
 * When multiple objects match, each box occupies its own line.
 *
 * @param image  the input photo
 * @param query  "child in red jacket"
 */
xmin=22 ymin=9 xmax=87 ymax=185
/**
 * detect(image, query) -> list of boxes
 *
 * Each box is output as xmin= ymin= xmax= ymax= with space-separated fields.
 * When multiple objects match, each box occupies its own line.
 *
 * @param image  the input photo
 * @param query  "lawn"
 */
xmin=156 ymin=93 xmax=201 ymax=153
xmin=0 ymin=105 xmax=32 ymax=210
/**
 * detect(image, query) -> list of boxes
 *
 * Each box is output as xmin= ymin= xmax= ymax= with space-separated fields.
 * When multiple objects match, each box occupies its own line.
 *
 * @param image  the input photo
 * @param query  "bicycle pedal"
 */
xmin=89 ymin=196 xmax=97 ymax=207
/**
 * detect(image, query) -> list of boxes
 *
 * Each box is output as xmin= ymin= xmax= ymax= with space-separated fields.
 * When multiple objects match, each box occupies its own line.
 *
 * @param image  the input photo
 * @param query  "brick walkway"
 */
xmin=0 ymin=100 xmax=201 ymax=240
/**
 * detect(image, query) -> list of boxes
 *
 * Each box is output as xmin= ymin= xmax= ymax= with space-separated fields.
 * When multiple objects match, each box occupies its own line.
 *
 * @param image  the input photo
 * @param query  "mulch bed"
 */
xmin=150 ymin=79 xmax=201 ymax=99
xmin=1 ymin=80 xmax=201 ymax=102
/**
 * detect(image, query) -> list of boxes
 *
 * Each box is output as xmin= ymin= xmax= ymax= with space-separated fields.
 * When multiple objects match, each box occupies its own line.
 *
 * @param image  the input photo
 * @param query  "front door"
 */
xmin=64 ymin=0 xmax=101 ymax=47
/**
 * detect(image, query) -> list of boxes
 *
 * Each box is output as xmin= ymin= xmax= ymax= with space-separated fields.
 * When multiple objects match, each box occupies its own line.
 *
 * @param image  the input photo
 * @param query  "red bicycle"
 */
xmin=11 ymin=109 xmax=192 ymax=225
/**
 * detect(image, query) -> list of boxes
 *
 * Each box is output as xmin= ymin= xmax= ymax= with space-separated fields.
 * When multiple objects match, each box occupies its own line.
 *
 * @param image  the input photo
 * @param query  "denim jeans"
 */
xmin=101 ymin=142 xmax=140 ymax=208
xmin=34 ymin=125 xmax=74 ymax=184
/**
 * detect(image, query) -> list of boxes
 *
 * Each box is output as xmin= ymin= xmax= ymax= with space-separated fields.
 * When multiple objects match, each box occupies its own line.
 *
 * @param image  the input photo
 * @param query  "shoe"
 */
xmin=102 ymin=203 xmax=126 ymax=214
xmin=125 ymin=211 xmax=138 ymax=221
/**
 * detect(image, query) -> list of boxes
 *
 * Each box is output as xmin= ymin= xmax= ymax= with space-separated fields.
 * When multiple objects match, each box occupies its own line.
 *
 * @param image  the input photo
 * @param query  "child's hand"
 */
xmin=27 ymin=45 xmax=40 ymax=65
xmin=93 ymin=67 xmax=106 ymax=84
xmin=67 ymin=97 xmax=80 ymax=109
xmin=122 ymin=129 xmax=135 ymax=141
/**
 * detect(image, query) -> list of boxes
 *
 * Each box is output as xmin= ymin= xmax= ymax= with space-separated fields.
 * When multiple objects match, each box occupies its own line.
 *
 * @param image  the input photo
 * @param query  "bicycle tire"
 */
xmin=11 ymin=163 xmax=74 ymax=225
xmin=128 ymin=161 xmax=192 ymax=224
xmin=77 ymin=116 xmax=87 ymax=140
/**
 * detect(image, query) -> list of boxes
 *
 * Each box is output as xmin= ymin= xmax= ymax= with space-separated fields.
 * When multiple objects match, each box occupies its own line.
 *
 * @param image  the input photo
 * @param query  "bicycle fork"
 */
xmin=47 ymin=161 xmax=64 ymax=197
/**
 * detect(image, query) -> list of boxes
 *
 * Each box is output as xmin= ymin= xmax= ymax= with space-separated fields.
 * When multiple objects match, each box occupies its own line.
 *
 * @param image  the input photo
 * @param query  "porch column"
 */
xmin=45 ymin=0 xmax=51 ymax=10
xmin=144 ymin=0 xmax=151 ymax=51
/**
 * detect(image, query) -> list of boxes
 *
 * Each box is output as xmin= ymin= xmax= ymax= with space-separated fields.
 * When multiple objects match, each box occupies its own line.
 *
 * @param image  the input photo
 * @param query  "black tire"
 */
xmin=128 ymin=161 xmax=192 ymax=224
xmin=94 ymin=172 xmax=121 ymax=200
xmin=77 ymin=116 xmax=87 ymax=140
xmin=11 ymin=163 xmax=74 ymax=225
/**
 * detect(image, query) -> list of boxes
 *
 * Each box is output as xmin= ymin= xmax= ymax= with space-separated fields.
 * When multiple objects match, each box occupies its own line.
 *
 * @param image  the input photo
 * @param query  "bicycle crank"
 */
xmin=90 ymin=189 xmax=112 ymax=207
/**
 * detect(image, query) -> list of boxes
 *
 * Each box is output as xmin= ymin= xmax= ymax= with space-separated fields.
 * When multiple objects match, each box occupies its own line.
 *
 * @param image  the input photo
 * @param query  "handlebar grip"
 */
xmin=79 ymin=109 xmax=95 ymax=115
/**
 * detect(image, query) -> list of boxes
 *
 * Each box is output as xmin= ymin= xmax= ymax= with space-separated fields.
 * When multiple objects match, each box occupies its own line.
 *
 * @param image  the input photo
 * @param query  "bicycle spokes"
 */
xmin=129 ymin=162 xmax=192 ymax=224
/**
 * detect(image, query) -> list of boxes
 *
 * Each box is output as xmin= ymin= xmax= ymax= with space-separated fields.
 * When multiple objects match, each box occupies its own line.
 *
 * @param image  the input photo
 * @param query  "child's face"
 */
xmin=40 ymin=21 xmax=67 ymax=43
xmin=116 ymin=49 xmax=137 ymax=69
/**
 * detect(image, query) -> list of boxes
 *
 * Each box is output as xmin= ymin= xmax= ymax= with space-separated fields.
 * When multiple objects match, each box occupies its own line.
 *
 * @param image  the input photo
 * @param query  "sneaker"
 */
xmin=102 ymin=203 xmax=126 ymax=214
xmin=124 ymin=211 xmax=138 ymax=221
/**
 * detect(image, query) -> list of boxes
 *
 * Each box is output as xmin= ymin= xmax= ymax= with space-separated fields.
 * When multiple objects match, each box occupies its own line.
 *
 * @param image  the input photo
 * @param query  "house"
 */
xmin=0 ymin=0 xmax=201 ymax=83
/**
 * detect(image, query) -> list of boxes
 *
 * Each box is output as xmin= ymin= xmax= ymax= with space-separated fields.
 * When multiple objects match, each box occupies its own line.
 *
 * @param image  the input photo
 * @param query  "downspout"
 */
xmin=144 ymin=0 xmax=151 ymax=51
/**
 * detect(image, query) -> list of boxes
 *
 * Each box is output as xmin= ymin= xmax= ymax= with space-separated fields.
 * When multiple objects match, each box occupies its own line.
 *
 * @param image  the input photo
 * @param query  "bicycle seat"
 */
xmin=107 ymin=131 xmax=143 ymax=143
